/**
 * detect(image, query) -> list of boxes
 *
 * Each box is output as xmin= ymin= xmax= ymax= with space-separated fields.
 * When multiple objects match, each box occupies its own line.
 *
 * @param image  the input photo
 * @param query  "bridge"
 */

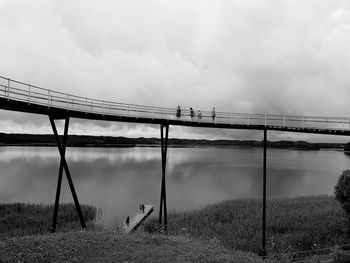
xmin=1 ymin=75 xmax=349 ymax=256
xmin=1 ymin=76 xmax=350 ymax=135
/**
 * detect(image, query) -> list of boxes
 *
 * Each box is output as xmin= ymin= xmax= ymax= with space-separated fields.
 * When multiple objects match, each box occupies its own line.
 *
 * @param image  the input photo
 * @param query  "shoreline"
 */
xmin=0 ymin=143 xmax=342 ymax=151
xmin=1 ymin=195 xmax=346 ymax=262
xmin=0 ymin=132 xmax=345 ymax=151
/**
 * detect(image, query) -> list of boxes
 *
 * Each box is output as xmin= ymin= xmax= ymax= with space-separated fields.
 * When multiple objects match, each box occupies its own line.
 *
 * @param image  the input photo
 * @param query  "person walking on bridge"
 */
xmin=190 ymin=107 xmax=194 ymax=121
xmin=211 ymin=107 xmax=216 ymax=121
xmin=198 ymin=109 xmax=202 ymax=120
xmin=176 ymin=106 xmax=181 ymax=119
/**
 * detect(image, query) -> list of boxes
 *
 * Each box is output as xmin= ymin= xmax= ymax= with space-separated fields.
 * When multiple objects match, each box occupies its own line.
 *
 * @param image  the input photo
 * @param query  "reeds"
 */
xmin=0 ymin=203 xmax=96 ymax=236
xmin=145 ymin=195 xmax=349 ymax=254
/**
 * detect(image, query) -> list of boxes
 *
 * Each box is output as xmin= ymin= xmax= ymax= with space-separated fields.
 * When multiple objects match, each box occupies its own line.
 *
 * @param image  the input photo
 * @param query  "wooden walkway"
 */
xmin=122 ymin=205 xmax=154 ymax=234
xmin=1 ymin=75 xmax=350 ymax=136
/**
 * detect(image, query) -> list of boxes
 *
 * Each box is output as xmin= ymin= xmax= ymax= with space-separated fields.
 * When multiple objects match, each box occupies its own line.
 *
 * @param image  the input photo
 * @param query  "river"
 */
xmin=0 ymin=146 xmax=349 ymax=227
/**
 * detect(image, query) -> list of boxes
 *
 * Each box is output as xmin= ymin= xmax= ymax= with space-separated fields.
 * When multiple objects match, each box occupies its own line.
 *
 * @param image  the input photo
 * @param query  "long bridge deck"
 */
xmin=0 ymin=76 xmax=350 ymax=136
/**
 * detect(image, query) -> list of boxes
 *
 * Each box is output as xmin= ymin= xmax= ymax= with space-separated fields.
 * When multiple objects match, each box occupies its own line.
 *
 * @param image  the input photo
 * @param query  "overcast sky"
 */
xmin=1 ymin=0 xmax=350 ymax=142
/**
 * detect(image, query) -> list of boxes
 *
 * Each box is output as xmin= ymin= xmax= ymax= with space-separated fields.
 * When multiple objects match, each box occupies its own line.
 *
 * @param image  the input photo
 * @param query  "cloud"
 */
xmin=0 ymin=0 xmax=350 ymax=141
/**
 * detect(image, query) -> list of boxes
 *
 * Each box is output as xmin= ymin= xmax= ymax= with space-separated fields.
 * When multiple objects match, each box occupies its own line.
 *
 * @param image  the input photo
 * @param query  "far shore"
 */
xmin=0 ymin=143 xmax=342 ymax=151
xmin=0 ymin=132 xmax=345 ymax=151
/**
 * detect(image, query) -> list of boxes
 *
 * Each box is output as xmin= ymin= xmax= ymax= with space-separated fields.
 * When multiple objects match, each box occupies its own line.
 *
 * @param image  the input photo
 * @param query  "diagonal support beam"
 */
xmin=49 ymin=116 xmax=86 ymax=232
xmin=159 ymin=123 xmax=169 ymax=233
xmin=50 ymin=116 xmax=69 ymax=232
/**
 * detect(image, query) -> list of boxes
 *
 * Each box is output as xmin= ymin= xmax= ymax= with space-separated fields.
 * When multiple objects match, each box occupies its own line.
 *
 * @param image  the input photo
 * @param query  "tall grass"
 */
xmin=0 ymin=203 xmax=96 ymax=237
xmin=144 ymin=195 xmax=349 ymax=254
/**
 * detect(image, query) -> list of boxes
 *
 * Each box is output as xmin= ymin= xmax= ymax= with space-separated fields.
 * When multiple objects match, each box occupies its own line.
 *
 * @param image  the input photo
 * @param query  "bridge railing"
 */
xmin=0 ymin=76 xmax=349 ymax=131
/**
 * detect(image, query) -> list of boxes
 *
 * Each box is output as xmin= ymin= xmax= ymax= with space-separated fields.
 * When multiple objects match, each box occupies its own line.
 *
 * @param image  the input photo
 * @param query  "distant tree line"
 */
xmin=0 ymin=132 xmax=345 ymax=149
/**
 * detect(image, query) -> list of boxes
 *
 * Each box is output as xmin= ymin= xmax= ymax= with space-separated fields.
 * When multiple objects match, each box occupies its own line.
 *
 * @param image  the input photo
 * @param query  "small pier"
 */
xmin=123 ymin=205 xmax=154 ymax=234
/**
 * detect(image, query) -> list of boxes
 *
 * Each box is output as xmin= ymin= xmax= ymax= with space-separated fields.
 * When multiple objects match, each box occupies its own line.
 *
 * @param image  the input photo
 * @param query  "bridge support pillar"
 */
xmin=262 ymin=128 xmax=267 ymax=257
xmin=159 ymin=123 xmax=169 ymax=233
xmin=49 ymin=116 xmax=86 ymax=232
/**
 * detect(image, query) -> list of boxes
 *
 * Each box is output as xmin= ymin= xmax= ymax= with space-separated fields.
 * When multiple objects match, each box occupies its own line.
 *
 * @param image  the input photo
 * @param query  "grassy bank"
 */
xmin=0 ymin=230 xmax=273 ymax=263
xmin=0 ymin=203 xmax=96 ymax=237
xmin=0 ymin=202 xmax=273 ymax=262
xmin=145 ymin=195 xmax=349 ymax=255
xmin=1 ymin=197 xmax=349 ymax=262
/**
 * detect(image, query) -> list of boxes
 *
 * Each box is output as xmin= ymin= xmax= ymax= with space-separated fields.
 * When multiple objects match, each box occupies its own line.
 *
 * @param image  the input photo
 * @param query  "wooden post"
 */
xmin=159 ymin=123 xmax=169 ymax=233
xmin=262 ymin=128 xmax=267 ymax=257
xmin=49 ymin=116 xmax=86 ymax=231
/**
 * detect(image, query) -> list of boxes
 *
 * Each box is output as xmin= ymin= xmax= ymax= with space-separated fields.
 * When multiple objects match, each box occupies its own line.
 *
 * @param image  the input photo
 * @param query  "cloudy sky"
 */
xmin=0 ymin=0 xmax=350 ymax=142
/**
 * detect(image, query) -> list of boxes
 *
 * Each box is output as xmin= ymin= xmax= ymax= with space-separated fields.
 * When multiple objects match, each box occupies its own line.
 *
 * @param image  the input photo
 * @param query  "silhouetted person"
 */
xmin=176 ymin=106 xmax=181 ymax=119
xmin=139 ymin=204 xmax=145 ymax=213
xmin=211 ymin=107 xmax=216 ymax=121
xmin=126 ymin=216 xmax=130 ymax=226
xmin=190 ymin=107 xmax=194 ymax=121
xmin=198 ymin=109 xmax=202 ymax=120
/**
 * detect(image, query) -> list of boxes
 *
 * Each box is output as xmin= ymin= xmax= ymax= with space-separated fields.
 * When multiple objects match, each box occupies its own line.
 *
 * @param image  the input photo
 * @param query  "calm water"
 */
xmin=0 ymin=146 xmax=349 ymax=227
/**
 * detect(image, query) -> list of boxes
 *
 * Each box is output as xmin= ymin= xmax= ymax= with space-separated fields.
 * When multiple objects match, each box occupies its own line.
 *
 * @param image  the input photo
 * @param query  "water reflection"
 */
xmin=0 ymin=146 xmax=348 ymax=227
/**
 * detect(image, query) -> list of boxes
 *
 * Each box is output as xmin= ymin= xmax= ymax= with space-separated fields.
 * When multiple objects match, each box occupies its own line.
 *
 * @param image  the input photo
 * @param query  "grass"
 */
xmin=144 ymin=195 xmax=349 ymax=255
xmin=0 ymin=230 xmax=273 ymax=263
xmin=1 ymin=196 xmax=349 ymax=262
xmin=0 ymin=203 xmax=96 ymax=237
